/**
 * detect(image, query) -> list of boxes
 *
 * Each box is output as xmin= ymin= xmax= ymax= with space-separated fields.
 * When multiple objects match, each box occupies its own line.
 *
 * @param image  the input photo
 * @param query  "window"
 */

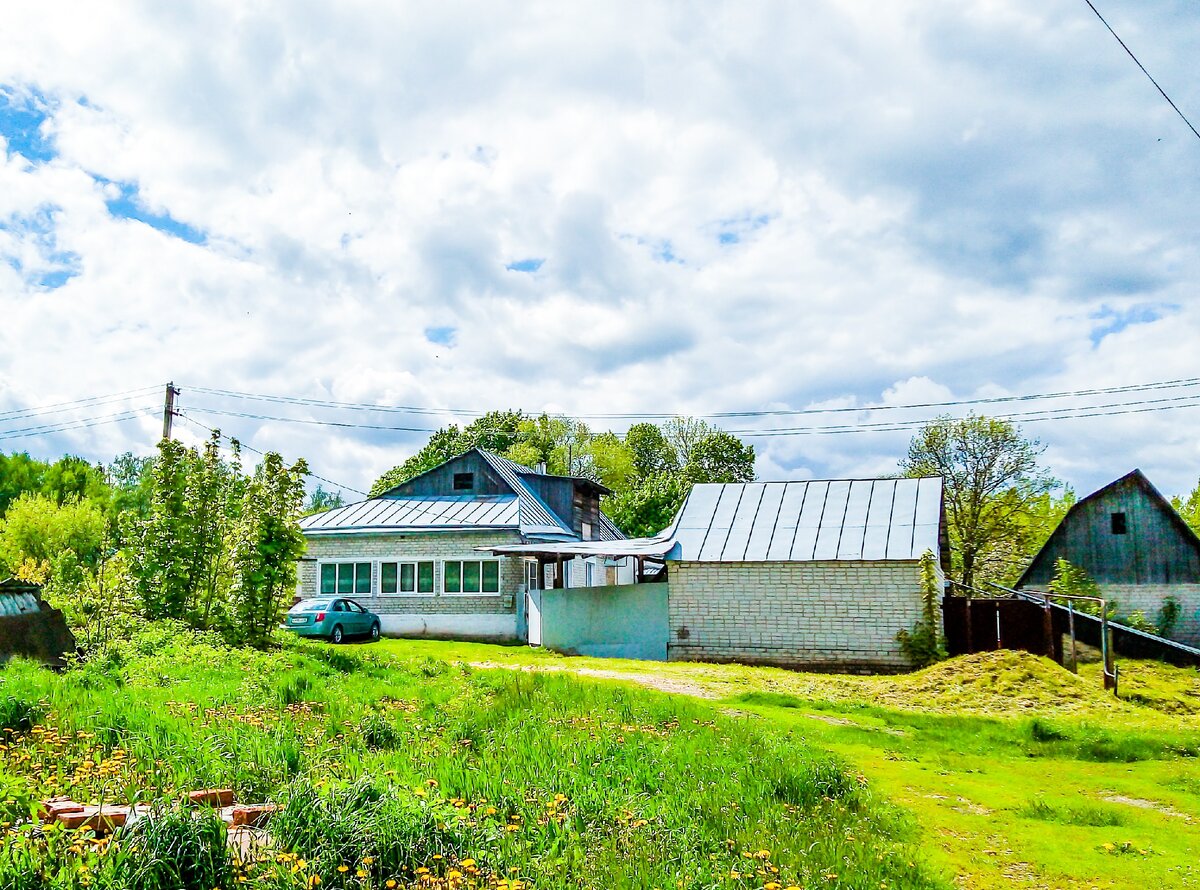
xmin=453 ymin=472 xmax=474 ymax=491
xmin=444 ymin=559 xmax=501 ymax=594
xmin=581 ymin=521 xmax=593 ymax=540
xmin=1111 ymin=512 xmax=1127 ymax=535
xmin=320 ymin=562 xmax=371 ymax=596
xmin=525 ymin=560 xmax=542 ymax=591
xmin=380 ymin=560 xmax=435 ymax=594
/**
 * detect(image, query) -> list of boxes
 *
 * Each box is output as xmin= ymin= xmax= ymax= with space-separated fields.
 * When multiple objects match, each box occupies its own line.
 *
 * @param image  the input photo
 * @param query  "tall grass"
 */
xmin=0 ymin=625 xmax=947 ymax=890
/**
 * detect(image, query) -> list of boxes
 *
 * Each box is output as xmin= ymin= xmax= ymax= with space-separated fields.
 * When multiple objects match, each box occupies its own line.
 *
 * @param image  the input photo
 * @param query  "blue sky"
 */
xmin=0 ymin=1 xmax=1199 ymax=499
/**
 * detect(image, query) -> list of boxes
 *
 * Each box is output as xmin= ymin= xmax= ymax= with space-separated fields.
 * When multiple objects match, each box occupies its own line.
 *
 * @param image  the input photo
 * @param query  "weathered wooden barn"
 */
xmin=1017 ymin=469 xmax=1200 ymax=645
xmin=0 ymin=578 xmax=76 ymax=668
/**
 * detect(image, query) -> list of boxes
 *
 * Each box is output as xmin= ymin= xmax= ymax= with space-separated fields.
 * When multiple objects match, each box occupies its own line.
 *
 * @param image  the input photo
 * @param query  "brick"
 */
xmin=189 ymin=788 xmax=235 ymax=808
xmin=57 ymin=805 xmax=129 ymax=834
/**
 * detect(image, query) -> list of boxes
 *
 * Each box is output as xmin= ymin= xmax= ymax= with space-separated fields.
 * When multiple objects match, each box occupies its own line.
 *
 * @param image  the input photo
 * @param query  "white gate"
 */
xmin=526 ymin=588 xmax=542 ymax=646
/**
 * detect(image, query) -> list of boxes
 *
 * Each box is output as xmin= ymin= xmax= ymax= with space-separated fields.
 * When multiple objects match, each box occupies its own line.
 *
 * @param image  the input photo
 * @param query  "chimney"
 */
xmin=536 ymin=461 xmax=547 ymax=475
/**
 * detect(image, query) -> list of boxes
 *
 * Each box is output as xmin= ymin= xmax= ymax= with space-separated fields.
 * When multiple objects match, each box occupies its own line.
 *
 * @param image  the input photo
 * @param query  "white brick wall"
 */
xmin=299 ymin=530 xmax=526 ymax=639
xmin=666 ymin=560 xmax=931 ymax=671
xmin=1095 ymin=583 xmax=1200 ymax=645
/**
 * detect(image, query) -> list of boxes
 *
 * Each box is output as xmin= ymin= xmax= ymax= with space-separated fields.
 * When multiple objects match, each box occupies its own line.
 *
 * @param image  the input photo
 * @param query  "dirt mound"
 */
xmin=878 ymin=650 xmax=1114 ymax=716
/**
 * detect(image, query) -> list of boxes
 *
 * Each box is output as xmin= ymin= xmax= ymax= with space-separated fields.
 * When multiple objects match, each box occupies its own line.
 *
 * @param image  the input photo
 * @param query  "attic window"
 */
xmin=1111 ymin=512 xmax=1127 ymax=535
xmin=453 ymin=472 xmax=474 ymax=491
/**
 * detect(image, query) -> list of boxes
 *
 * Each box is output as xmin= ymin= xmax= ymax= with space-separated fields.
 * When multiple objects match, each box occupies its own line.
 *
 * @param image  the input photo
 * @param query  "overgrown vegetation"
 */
xmin=896 ymin=551 xmax=947 ymax=668
xmin=0 ymin=626 xmax=944 ymax=890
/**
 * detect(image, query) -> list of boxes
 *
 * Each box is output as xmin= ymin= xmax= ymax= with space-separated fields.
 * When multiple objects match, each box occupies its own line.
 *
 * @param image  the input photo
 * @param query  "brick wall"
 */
xmin=1095 ymin=583 xmax=1200 ymax=646
xmin=299 ymin=530 xmax=526 ymax=640
xmin=666 ymin=560 xmax=931 ymax=671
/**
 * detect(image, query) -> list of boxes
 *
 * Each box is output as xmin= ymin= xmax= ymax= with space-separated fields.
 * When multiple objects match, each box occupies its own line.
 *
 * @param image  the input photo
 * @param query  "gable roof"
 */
xmin=1016 ymin=468 xmax=1200 ymax=588
xmin=487 ymin=476 xmax=943 ymax=563
xmin=302 ymin=448 xmax=621 ymax=540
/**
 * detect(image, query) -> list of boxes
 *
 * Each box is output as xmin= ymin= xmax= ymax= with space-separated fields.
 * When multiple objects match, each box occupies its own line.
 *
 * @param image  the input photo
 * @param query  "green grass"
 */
xmin=0 ymin=623 xmax=944 ymax=890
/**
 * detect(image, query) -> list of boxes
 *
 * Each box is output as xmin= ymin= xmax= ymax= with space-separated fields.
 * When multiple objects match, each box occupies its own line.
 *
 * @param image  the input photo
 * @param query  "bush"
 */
xmin=897 ymin=551 xmax=947 ymax=668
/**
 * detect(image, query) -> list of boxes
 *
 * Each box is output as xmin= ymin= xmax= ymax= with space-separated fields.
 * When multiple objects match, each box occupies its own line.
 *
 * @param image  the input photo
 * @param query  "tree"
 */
xmin=106 ymin=452 xmax=154 ymax=536
xmin=0 ymin=452 xmax=49 ymax=515
xmin=227 ymin=453 xmax=309 ymax=646
xmin=304 ymin=484 xmax=345 ymax=515
xmin=661 ymin=416 xmax=714 ymax=465
xmin=1172 ymin=480 xmax=1200 ymax=536
xmin=624 ymin=423 xmax=678 ymax=479
xmin=124 ymin=438 xmax=195 ymax=620
xmin=602 ymin=472 xmax=688 ymax=538
xmin=683 ymin=431 xmax=756 ymax=484
xmin=370 ymin=410 xmax=525 ymax=495
xmin=901 ymin=414 xmax=1056 ymax=590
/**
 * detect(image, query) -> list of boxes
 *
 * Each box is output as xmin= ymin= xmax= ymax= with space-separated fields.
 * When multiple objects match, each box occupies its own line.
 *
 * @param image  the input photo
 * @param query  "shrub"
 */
xmin=897 ymin=551 xmax=947 ymax=668
xmin=1158 ymin=596 xmax=1182 ymax=638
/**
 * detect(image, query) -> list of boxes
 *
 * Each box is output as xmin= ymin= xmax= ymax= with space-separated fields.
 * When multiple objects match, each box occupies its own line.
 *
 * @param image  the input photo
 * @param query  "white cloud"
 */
xmin=1 ymin=0 xmax=1199 ymax=500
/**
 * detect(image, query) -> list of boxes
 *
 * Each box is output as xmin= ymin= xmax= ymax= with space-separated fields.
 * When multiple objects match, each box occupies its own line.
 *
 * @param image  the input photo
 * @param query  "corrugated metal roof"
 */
xmin=486 ymin=477 xmax=942 ymax=563
xmin=476 ymin=451 xmax=572 ymax=535
xmin=672 ymin=478 xmax=942 ymax=562
xmin=0 ymin=592 xmax=40 ymax=617
xmin=300 ymin=495 xmax=521 ymax=533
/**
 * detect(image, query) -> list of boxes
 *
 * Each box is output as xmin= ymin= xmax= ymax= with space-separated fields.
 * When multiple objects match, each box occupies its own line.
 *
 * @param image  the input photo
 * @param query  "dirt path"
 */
xmin=469 ymin=661 xmax=720 ymax=699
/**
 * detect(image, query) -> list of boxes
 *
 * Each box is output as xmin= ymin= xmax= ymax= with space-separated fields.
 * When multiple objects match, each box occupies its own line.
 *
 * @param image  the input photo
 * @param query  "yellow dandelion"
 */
xmin=338 ymin=865 xmax=350 ymax=873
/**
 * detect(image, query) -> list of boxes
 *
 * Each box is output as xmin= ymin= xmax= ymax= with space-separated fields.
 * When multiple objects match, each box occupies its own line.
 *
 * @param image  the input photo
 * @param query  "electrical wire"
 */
xmin=0 ymin=408 xmax=159 ymax=443
xmin=1082 ymin=0 xmax=1200 ymax=143
xmin=177 ymin=412 xmax=368 ymax=498
xmin=183 ymin=375 xmax=1200 ymax=421
xmin=0 ymin=385 xmax=163 ymax=422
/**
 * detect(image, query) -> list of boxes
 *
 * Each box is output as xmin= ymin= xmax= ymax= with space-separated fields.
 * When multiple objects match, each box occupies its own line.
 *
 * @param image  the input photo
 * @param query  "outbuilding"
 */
xmin=1017 ymin=469 xmax=1200 ymax=645
xmin=490 ymin=476 xmax=947 ymax=671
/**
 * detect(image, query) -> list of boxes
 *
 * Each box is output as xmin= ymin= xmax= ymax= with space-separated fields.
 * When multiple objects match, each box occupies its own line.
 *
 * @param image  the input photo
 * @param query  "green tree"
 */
xmin=624 ymin=423 xmax=679 ymax=479
xmin=0 ymin=492 xmax=107 ymax=627
xmin=661 ymin=416 xmax=714 ymax=465
xmin=124 ymin=438 xmax=194 ymax=620
xmin=304 ymin=484 xmax=345 ymax=515
xmin=683 ymin=431 xmax=756 ymax=484
xmin=105 ymin=452 xmax=154 ymax=535
xmin=895 ymin=551 xmax=946 ymax=668
xmin=227 ymin=453 xmax=309 ymax=647
xmin=901 ymin=414 xmax=1056 ymax=590
xmin=41 ymin=456 xmax=109 ymax=506
xmin=0 ymin=452 xmax=49 ymax=515
xmin=1172 ymin=480 xmax=1200 ymax=536
xmin=602 ymin=472 xmax=688 ymax=537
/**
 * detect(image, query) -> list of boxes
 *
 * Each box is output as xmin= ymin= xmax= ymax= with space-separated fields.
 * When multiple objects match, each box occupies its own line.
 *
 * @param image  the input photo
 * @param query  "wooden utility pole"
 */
xmin=162 ymin=382 xmax=180 ymax=441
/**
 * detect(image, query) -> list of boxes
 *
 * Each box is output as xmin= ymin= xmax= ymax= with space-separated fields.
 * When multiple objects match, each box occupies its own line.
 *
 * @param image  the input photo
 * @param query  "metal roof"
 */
xmin=301 ymin=495 xmax=521 ymax=534
xmin=485 ymin=477 xmax=943 ymax=563
xmin=475 ymin=451 xmax=573 ymax=535
xmin=671 ymin=478 xmax=943 ymax=562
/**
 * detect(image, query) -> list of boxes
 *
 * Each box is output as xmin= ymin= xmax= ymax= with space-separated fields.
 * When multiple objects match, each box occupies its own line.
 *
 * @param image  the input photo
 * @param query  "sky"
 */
xmin=1 ymin=1 xmax=1199 ymax=502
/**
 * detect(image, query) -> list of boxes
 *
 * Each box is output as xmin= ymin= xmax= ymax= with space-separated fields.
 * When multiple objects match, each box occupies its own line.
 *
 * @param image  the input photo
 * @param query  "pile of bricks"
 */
xmin=38 ymin=789 xmax=277 ymax=837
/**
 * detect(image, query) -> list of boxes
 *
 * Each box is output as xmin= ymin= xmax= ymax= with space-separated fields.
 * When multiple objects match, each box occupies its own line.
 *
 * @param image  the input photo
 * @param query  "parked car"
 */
xmin=283 ymin=598 xmax=381 ymax=643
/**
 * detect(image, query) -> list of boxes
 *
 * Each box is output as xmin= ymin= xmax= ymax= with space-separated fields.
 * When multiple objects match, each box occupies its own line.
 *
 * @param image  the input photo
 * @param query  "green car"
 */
xmin=284 ymin=598 xmax=381 ymax=644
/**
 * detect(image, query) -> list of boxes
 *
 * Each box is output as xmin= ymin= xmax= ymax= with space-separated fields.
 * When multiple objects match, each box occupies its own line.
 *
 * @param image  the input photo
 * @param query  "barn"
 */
xmin=490 ymin=476 xmax=948 ymax=672
xmin=1017 ymin=469 xmax=1200 ymax=645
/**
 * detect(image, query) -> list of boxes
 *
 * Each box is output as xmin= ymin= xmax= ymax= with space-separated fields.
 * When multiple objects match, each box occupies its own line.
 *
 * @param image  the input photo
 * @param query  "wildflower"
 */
xmin=387 ymin=882 xmax=397 ymax=888
xmin=338 ymin=865 xmax=350 ymax=873
xmin=357 ymin=869 xmax=367 ymax=878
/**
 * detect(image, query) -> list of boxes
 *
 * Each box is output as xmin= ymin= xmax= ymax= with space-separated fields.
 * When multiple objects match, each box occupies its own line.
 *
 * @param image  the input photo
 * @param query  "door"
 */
xmin=526 ymin=589 xmax=542 ymax=646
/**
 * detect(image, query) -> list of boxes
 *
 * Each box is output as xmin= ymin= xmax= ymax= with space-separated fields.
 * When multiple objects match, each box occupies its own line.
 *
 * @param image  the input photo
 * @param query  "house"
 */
xmin=0 ymin=578 xmax=76 ymax=668
xmin=489 ymin=476 xmax=948 ymax=671
xmin=1017 ymin=469 xmax=1200 ymax=645
xmin=297 ymin=449 xmax=628 ymax=641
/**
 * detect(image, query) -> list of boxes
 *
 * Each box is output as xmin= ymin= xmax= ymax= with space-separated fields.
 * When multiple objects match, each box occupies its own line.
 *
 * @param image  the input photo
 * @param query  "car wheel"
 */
xmin=331 ymin=625 xmax=344 ymax=644
xmin=370 ymin=622 xmax=381 ymax=642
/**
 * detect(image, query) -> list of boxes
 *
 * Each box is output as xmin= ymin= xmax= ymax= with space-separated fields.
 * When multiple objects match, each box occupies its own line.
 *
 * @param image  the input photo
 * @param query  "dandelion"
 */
xmin=387 ymin=882 xmax=397 ymax=888
xmin=338 ymin=865 xmax=350 ymax=873
xmin=357 ymin=869 xmax=367 ymax=878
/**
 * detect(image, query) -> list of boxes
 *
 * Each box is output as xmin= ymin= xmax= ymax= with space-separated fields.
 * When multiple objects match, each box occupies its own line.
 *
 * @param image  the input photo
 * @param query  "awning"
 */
xmin=480 ymin=537 xmax=675 ymax=559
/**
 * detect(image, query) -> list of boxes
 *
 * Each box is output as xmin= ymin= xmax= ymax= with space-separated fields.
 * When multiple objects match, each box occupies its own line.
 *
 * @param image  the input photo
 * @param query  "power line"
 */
xmin=1082 ymin=0 xmax=1200 ymax=143
xmin=177 ymin=412 xmax=368 ymax=498
xmin=0 ymin=385 xmax=163 ymax=422
xmin=0 ymin=408 xmax=159 ymax=443
xmin=184 ymin=374 xmax=1200 ymax=421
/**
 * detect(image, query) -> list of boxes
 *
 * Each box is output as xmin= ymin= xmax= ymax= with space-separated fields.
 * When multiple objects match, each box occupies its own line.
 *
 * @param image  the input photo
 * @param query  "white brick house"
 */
xmin=298 ymin=449 xmax=625 ymax=641
xmin=490 ymin=477 xmax=948 ymax=671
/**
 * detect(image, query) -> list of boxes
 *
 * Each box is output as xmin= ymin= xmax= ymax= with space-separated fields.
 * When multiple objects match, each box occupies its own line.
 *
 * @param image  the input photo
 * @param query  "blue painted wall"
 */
xmin=540 ymin=584 xmax=668 ymax=661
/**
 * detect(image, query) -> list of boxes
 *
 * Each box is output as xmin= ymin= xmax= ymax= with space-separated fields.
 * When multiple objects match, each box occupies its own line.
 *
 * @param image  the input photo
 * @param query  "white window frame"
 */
xmin=317 ymin=559 xmax=373 ymax=598
xmin=442 ymin=558 xmax=502 ymax=596
xmin=379 ymin=559 xmax=436 ymax=597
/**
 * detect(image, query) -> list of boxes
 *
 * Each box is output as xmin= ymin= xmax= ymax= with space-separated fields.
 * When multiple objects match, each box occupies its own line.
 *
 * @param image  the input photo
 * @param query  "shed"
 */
xmin=1017 ymin=469 xmax=1200 ymax=644
xmin=0 ymin=578 xmax=77 ymax=668
xmin=489 ymin=476 xmax=947 ymax=671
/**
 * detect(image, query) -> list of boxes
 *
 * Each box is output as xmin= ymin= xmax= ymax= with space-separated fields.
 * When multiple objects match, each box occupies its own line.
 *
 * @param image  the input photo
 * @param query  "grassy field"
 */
xmin=2 ymin=629 xmax=1198 ymax=889
xmin=367 ymin=639 xmax=1200 ymax=890
xmin=0 ymin=623 xmax=943 ymax=890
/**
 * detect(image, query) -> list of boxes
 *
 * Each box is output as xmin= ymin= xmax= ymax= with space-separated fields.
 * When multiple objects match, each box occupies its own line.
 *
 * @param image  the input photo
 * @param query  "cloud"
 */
xmin=0 ymin=0 xmax=1199 ymax=501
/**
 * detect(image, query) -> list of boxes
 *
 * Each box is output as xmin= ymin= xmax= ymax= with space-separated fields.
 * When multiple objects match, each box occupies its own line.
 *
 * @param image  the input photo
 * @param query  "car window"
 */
xmin=347 ymin=601 xmax=364 ymax=613
xmin=332 ymin=601 xmax=345 ymax=612
xmin=303 ymin=601 xmax=331 ymax=612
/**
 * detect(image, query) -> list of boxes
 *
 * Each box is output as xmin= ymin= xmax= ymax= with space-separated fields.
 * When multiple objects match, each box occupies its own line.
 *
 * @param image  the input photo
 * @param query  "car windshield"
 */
xmin=301 ymin=601 xmax=331 ymax=612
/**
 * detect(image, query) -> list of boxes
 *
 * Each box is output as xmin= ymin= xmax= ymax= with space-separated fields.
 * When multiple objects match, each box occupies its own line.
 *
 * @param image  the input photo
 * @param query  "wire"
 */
xmin=177 ymin=412 xmax=368 ymax=498
xmin=0 ymin=385 xmax=163 ymax=422
xmin=0 ymin=408 xmax=158 ymax=443
xmin=1082 ymin=0 xmax=1200 ymax=143
xmin=184 ymin=375 xmax=1200 ymax=421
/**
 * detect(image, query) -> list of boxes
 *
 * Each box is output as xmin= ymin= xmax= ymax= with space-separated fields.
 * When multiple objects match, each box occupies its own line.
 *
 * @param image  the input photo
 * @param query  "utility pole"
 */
xmin=162 ymin=382 xmax=180 ymax=441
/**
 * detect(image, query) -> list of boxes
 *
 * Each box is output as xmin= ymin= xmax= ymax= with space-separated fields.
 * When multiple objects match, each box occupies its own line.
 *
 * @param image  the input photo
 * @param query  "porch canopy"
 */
xmin=479 ymin=537 xmax=672 ymax=586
